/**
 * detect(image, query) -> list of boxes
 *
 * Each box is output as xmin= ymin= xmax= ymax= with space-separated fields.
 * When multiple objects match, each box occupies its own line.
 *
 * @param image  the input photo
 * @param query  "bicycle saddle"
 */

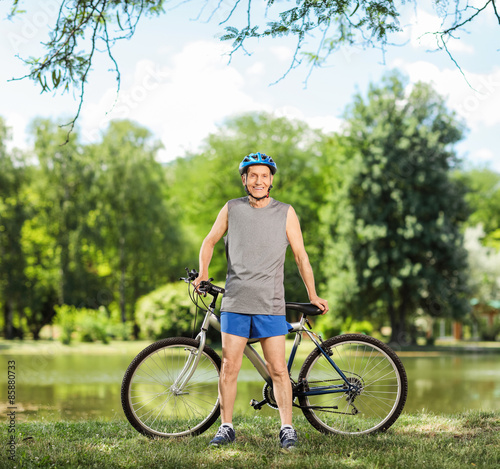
xmin=285 ymin=302 xmax=323 ymax=316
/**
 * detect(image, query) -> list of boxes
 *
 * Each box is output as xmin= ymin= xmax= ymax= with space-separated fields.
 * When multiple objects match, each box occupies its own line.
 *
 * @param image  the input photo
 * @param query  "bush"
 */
xmin=341 ymin=317 xmax=374 ymax=335
xmin=77 ymin=309 xmax=110 ymax=344
xmin=135 ymin=282 xmax=198 ymax=340
xmin=54 ymin=305 xmax=122 ymax=344
xmin=54 ymin=305 xmax=76 ymax=345
xmin=475 ymin=313 xmax=500 ymax=341
xmin=314 ymin=313 xmax=343 ymax=339
xmin=314 ymin=314 xmax=374 ymax=339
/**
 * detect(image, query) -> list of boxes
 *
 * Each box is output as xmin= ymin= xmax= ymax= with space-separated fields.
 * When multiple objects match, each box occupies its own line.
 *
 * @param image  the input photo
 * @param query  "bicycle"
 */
xmin=121 ymin=269 xmax=408 ymax=438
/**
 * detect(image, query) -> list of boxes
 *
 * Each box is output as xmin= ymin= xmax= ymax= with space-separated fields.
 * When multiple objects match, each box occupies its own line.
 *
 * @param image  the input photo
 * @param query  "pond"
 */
xmin=2 ymin=342 xmax=499 ymax=422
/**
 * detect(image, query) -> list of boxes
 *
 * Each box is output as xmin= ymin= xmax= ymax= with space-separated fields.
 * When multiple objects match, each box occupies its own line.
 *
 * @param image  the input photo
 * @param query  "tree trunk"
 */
xmin=119 ymin=236 xmax=126 ymax=323
xmin=3 ymin=299 xmax=13 ymax=340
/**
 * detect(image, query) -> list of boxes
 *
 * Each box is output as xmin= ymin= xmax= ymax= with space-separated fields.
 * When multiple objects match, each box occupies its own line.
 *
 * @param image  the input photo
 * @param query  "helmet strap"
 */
xmin=245 ymin=184 xmax=273 ymax=201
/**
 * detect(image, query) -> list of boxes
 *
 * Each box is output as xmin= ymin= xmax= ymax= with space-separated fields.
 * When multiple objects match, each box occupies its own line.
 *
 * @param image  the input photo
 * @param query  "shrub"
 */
xmin=54 ymin=305 xmax=77 ymax=345
xmin=314 ymin=314 xmax=374 ymax=339
xmin=135 ymin=282 xmax=197 ymax=340
xmin=54 ymin=305 xmax=119 ymax=344
xmin=341 ymin=317 xmax=374 ymax=335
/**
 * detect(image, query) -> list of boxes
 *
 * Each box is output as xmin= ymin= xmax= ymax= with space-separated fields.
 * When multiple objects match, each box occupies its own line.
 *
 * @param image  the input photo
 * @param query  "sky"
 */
xmin=1 ymin=0 xmax=499 ymax=172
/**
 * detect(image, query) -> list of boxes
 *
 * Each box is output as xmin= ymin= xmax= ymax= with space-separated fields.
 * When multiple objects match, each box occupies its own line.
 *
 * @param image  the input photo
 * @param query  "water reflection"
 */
xmin=1 ymin=351 xmax=499 ymax=421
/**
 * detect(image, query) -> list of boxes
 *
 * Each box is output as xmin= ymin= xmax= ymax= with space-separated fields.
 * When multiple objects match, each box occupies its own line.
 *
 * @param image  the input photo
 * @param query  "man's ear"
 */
xmin=241 ymin=174 xmax=246 ymax=186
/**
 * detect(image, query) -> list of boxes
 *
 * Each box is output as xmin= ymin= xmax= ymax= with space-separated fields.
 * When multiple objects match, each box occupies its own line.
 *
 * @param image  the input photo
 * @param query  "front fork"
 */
xmin=171 ymin=303 xmax=218 ymax=394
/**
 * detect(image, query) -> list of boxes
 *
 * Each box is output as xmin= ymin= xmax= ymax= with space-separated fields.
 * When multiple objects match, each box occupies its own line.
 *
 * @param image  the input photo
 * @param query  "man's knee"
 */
xmin=221 ymin=357 xmax=242 ymax=380
xmin=267 ymin=362 xmax=289 ymax=381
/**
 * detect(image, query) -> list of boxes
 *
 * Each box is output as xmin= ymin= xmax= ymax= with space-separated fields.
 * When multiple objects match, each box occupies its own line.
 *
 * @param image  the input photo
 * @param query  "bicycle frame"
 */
xmin=173 ymin=291 xmax=359 ymax=401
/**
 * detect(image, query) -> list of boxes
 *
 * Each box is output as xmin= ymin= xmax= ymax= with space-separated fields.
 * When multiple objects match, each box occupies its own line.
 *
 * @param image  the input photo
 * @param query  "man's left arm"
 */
xmin=286 ymin=206 xmax=329 ymax=314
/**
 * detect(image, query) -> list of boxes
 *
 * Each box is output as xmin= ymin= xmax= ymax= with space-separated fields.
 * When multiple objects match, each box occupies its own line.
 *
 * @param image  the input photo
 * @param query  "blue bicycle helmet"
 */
xmin=238 ymin=152 xmax=277 ymax=175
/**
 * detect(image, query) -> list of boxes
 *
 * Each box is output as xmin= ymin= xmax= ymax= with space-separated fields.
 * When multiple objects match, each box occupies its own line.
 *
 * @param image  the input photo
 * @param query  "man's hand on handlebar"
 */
xmin=188 ymin=269 xmax=211 ymax=296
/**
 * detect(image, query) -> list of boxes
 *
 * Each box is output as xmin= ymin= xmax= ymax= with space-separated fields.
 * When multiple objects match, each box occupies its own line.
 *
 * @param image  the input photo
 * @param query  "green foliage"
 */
xmin=315 ymin=314 xmax=374 ymax=338
xmin=328 ymin=71 xmax=471 ymax=343
xmin=457 ymin=168 xmax=500 ymax=249
xmin=92 ymin=120 xmax=184 ymax=323
xmin=223 ymin=0 xmax=401 ymax=69
xmin=340 ymin=317 xmax=374 ymax=335
xmin=134 ymin=282 xmax=198 ymax=340
xmin=0 ymin=79 xmax=491 ymax=343
xmin=314 ymin=313 xmax=343 ymax=338
xmin=0 ymin=118 xmax=32 ymax=339
xmin=472 ymin=309 xmax=500 ymax=341
xmin=54 ymin=304 xmax=128 ymax=344
xmin=1 ymin=117 xmax=184 ymax=340
xmin=464 ymin=225 xmax=500 ymax=305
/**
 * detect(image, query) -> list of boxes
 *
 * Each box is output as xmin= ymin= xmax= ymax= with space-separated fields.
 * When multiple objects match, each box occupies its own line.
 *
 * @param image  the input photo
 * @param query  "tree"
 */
xmin=464 ymin=225 xmax=500 ymax=340
xmin=0 ymin=118 xmax=30 ymax=338
xmin=333 ymin=71 xmax=471 ymax=344
xmin=6 ymin=1 xmax=498 ymax=132
xmin=22 ymin=119 xmax=105 ymax=338
xmin=93 ymin=120 xmax=183 ymax=324
xmin=464 ymin=225 xmax=500 ymax=304
xmin=458 ymin=169 xmax=500 ymax=249
xmin=30 ymin=119 xmax=95 ymax=307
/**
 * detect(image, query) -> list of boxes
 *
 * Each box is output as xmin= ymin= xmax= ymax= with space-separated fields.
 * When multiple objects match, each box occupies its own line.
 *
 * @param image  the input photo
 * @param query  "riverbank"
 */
xmin=1 ymin=337 xmax=500 ymax=357
xmin=2 ymin=411 xmax=498 ymax=469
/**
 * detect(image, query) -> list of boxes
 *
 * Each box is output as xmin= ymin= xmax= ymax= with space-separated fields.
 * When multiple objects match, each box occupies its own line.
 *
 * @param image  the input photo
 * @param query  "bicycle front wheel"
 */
xmin=121 ymin=337 xmax=221 ymax=438
xmin=298 ymin=334 xmax=407 ymax=435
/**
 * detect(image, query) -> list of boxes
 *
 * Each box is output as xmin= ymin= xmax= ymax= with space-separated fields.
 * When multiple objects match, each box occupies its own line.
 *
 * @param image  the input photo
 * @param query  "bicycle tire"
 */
xmin=121 ymin=337 xmax=221 ymax=438
xmin=298 ymin=334 xmax=407 ymax=435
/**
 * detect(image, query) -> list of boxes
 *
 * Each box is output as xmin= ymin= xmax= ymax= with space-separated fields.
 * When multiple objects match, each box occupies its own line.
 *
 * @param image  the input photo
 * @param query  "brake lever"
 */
xmin=197 ymin=280 xmax=209 ymax=297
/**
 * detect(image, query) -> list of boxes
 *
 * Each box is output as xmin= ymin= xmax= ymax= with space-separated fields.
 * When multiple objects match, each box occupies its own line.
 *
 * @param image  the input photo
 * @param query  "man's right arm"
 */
xmin=196 ymin=203 xmax=229 ymax=286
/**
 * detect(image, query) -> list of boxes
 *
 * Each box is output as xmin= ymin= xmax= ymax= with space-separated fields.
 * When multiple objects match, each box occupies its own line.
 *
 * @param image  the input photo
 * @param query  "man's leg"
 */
xmin=260 ymin=334 xmax=298 ymax=449
xmin=219 ymin=332 xmax=248 ymax=424
xmin=259 ymin=335 xmax=292 ymax=426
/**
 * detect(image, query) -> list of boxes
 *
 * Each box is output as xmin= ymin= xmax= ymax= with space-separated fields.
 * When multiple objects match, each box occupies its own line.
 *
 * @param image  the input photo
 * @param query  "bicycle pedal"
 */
xmin=250 ymin=399 xmax=264 ymax=410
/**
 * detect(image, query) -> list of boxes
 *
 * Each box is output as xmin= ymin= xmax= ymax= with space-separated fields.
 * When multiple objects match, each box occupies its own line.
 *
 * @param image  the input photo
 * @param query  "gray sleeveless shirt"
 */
xmin=220 ymin=197 xmax=290 ymax=316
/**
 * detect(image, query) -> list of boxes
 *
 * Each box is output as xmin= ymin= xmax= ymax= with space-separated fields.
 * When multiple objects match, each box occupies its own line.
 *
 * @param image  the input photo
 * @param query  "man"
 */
xmin=195 ymin=152 xmax=328 ymax=450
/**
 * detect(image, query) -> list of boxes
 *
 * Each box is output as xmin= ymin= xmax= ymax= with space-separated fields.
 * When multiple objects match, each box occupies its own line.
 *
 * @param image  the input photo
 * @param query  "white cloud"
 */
xmin=393 ymin=60 xmax=500 ymax=130
xmin=81 ymin=41 xmax=267 ymax=160
xmin=467 ymin=148 xmax=500 ymax=172
xmin=4 ymin=113 xmax=29 ymax=152
xmin=246 ymin=62 xmax=265 ymax=76
xmin=80 ymin=40 xmax=344 ymax=161
xmin=404 ymin=8 xmax=474 ymax=53
xmin=275 ymin=106 xmax=342 ymax=134
xmin=270 ymin=46 xmax=294 ymax=62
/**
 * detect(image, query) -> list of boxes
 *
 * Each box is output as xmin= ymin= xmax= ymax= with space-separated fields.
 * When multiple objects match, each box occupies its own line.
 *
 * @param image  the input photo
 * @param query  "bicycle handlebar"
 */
xmin=180 ymin=268 xmax=225 ymax=297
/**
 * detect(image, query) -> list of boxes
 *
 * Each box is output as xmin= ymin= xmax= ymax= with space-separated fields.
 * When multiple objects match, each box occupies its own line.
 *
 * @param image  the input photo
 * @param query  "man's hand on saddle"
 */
xmin=310 ymin=296 xmax=329 ymax=315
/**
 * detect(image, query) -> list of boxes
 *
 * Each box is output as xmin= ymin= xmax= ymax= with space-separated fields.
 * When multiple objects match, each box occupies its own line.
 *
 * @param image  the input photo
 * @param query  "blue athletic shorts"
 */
xmin=220 ymin=312 xmax=292 ymax=339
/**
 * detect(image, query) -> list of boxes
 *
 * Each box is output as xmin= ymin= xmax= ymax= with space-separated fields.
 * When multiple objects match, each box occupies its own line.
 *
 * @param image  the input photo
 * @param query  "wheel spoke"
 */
xmin=298 ymin=334 xmax=407 ymax=435
xmin=122 ymin=339 xmax=221 ymax=438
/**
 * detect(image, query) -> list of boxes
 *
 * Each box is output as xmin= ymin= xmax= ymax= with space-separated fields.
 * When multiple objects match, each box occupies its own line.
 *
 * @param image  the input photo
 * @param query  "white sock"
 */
xmin=281 ymin=424 xmax=293 ymax=431
xmin=221 ymin=423 xmax=233 ymax=430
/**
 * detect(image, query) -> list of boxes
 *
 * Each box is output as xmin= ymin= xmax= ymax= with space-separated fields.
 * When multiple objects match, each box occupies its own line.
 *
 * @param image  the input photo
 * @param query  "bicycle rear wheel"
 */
xmin=298 ymin=334 xmax=407 ymax=435
xmin=121 ymin=337 xmax=221 ymax=438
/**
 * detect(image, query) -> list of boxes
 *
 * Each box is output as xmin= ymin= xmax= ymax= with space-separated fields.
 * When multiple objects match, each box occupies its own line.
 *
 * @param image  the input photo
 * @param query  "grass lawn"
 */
xmin=2 ymin=339 xmax=499 ymax=468
xmin=2 ymin=411 xmax=499 ymax=469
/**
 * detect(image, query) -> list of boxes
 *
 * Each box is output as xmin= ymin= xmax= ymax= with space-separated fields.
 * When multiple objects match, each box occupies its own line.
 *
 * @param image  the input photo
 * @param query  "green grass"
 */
xmin=4 ymin=411 xmax=499 ymax=469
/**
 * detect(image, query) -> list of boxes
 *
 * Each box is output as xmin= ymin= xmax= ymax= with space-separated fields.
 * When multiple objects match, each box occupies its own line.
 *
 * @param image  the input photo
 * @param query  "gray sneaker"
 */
xmin=209 ymin=425 xmax=236 ymax=447
xmin=279 ymin=427 xmax=298 ymax=449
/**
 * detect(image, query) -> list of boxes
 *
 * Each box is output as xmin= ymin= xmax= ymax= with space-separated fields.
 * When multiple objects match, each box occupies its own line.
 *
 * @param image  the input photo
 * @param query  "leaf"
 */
xmin=116 ymin=11 xmax=123 ymax=30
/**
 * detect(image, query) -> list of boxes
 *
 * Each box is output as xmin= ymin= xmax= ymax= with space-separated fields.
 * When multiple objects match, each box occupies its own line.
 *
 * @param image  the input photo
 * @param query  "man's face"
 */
xmin=242 ymin=165 xmax=273 ymax=198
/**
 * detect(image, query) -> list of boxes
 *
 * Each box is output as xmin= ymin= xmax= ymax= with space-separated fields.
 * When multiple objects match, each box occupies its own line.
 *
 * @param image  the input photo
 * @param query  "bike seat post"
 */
xmin=287 ymin=318 xmax=304 ymax=373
